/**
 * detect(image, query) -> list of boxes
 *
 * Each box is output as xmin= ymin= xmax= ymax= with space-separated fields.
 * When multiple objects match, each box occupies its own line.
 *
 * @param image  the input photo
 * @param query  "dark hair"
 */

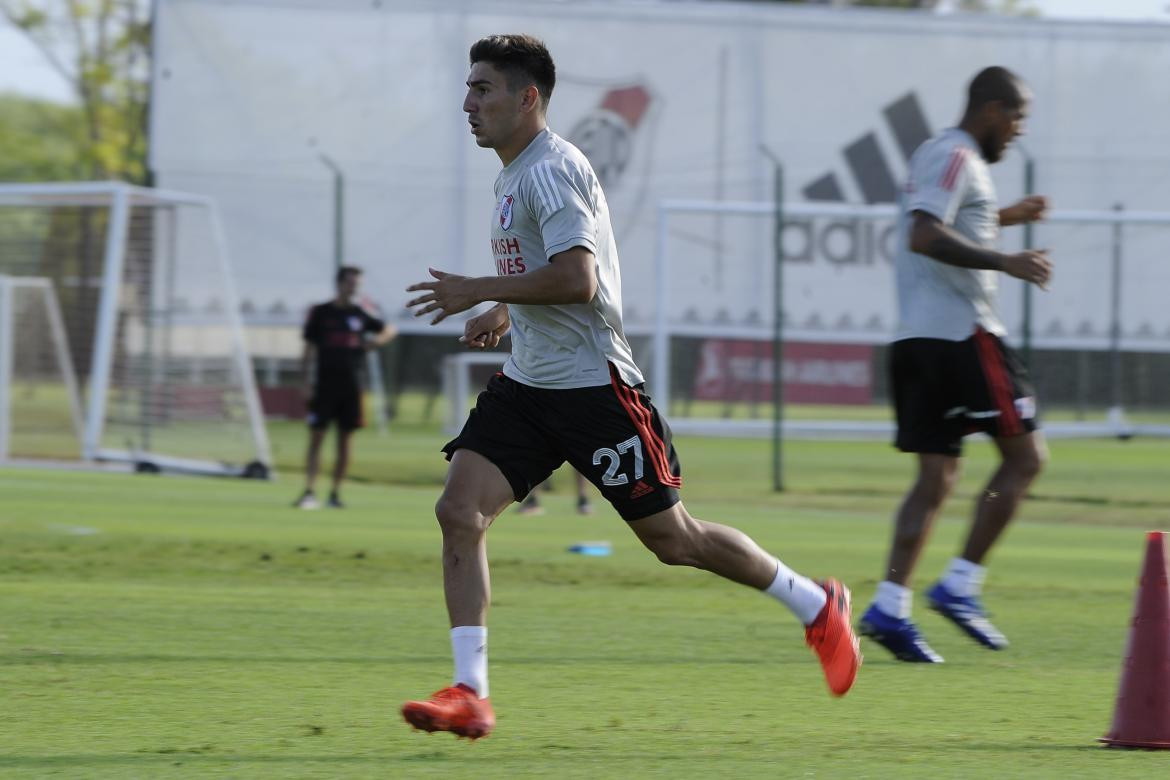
xmin=335 ymin=265 xmax=362 ymax=285
xmin=966 ymin=66 xmax=1027 ymax=113
xmin=469 ymin=34 xmax=556 ymax=107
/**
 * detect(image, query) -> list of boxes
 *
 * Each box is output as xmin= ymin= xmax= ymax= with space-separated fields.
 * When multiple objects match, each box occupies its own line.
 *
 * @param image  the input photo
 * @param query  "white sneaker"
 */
xmin=294 ymin=491 xmax=320 ymax=510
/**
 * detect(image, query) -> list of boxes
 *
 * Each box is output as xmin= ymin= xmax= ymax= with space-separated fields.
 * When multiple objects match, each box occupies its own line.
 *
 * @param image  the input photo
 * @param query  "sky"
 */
xmin=1 ymin=0 xmax=1168 ymax=104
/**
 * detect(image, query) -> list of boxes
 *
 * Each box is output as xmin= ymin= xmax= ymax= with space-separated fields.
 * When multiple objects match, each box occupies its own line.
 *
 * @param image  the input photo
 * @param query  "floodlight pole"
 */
xmin=1108 ymin=202 xmax=1124 ymax=416
xmin=761 ymin=145 xmax=785 ymax=493
xmin=0 ymin=276 xmax=12 ymax=460
xmin=1020 ymin=150 xmax=1036 ymax=369
xmin=318 ymin=153 xmax=345 ymax=272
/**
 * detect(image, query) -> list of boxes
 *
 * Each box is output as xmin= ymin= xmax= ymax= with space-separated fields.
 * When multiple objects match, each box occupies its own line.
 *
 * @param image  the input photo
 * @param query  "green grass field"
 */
xmin=3 ymin=419 xmax=1169 ymax=778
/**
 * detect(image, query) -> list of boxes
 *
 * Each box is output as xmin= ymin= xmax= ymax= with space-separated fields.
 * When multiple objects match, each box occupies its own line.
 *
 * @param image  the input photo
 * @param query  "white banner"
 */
xmin=152 ymin=0 xmax=1170 ymax=349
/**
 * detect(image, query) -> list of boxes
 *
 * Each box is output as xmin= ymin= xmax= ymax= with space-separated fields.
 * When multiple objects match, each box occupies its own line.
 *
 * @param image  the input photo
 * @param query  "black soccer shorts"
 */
xmin=307 ymin=385 xmax=364 ymax=431
xmin=891 ymin=327 xmax=1039 ymax=456
xmin=442 ymin=365 xmax=682 ymax=521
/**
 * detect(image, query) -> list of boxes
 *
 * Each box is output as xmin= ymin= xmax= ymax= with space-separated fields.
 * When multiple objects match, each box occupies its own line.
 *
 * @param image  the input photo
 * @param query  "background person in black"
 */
xmin=294 ymin=266 xmax=396 ymax=509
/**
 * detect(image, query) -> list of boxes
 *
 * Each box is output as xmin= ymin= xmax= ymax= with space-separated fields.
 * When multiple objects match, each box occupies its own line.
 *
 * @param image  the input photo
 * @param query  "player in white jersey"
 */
xmin=400 ymin=34 xmax=860 ymax=739
xmin=858 ymin=67 xmax=1053 ymax=663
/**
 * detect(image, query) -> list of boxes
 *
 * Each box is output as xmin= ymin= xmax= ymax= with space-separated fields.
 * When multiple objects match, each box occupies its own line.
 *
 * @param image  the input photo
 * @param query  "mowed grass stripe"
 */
xmin=1 ymin=431 xmax=1167 ymax=778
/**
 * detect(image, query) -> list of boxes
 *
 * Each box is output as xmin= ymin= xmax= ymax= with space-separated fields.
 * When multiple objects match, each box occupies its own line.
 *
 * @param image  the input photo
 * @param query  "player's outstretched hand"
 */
xmin=406 ymin=268 xmax=479 ymax=324
xmin=1002 ymin=249 xmax=1052 ymax=289
xmin=1001 ymin=195 xmax=1049 ymax=226
xmin=460 ymin=304 xmax=510 ymax=349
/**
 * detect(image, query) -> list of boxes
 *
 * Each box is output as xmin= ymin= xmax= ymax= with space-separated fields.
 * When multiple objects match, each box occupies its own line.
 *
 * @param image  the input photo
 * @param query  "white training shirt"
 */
xmin=893 ymin=127 xmax=1006 ymax=342
xmin=490 ymin=128 xmax=643 ymax=389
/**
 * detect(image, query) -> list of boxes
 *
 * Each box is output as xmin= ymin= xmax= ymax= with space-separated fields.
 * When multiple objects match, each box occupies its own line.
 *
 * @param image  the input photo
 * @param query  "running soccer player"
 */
xmin=400 ymin=34 xmax=860 ymax=739
xmin=857 ymin=67 xmax=1052 ymax=662
xmin=293 ymin=266 xmax=396 ymax=509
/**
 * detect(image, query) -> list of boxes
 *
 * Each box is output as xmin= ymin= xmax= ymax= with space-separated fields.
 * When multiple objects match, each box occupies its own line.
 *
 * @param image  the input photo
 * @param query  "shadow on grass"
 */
xmin=0 ymin=741 xmax=1133 ymax=771
xmin=0 ymin=752 xmax=455 ymax=770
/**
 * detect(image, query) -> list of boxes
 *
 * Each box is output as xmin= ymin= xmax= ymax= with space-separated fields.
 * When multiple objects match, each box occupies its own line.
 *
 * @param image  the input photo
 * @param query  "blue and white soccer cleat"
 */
xmin=857 ymin=604 xmax=944 ymax=663
xmin=926 ymin=582 xmax=1008 ymax=650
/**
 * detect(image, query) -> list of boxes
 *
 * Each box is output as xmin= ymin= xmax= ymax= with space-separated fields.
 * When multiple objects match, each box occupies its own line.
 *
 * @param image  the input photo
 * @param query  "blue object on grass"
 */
xmin=567 ymin=541 xmax=612 ymax=556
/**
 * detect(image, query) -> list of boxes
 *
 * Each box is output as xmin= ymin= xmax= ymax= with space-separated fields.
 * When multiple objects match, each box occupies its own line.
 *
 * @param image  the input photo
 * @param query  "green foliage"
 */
xmin=0 ymin=93 xmax=86 ymax=181
xmin=0 ymin=0 xmax=150 ymax=182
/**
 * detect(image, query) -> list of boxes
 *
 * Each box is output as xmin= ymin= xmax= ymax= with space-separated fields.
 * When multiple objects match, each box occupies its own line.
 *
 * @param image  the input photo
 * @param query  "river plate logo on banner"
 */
xmin=567 ymin=84 xmax=652 ymax=193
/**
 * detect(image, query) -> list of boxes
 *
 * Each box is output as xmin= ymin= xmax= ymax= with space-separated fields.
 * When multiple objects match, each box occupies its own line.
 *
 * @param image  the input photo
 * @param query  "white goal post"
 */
xmin=0 ymin=276 xmax=85 ymax=461
xmin=0 ymin=182 xmax=273 ymax=477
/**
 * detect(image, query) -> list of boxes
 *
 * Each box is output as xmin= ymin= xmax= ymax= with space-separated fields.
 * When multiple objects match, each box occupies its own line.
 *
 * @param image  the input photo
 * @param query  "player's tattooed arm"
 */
xmin=909 ymin=211 xmax=1052 ymax=288
xmin=406 ymin=246 xmax=598 ymax=324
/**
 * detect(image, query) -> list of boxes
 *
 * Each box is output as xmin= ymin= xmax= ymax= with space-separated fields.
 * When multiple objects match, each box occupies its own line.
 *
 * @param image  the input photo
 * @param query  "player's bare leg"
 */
xmin=328 ymin=430 xmax=354 ymax=507
xmin=304 ymin=428 xmax=327 ymax=491
xmin=629 ymin=503 xmax=859 ymax=696
xmin=885 ymin=454 xmax=961 ymax=585
xmin=295 ymin=428 xmax=329 ymax=508
xmin=927 ymin=432 xmax=1046 ymax=650
xmin=435 ymin=450 xmax=514 ymax=626
xmin=960 ymin=432 xmax=1046 ymax=564
xmin=402 ymin=449 xmax=513 ymax=737
xmin=859 ymin=454 xmax=958 ymax=662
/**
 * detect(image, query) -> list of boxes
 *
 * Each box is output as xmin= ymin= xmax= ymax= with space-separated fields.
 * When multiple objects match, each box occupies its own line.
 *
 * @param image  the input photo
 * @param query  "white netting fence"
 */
xmin=649 ymin=200 xmax=1170 ymax=439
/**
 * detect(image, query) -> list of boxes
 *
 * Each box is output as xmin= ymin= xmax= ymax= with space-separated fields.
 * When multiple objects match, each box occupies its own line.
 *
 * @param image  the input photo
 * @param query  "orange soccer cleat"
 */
xmin=401 ymin=684 xmax=495 ymax=740
xmin=804 ymin=578 xmax=862 ymax=697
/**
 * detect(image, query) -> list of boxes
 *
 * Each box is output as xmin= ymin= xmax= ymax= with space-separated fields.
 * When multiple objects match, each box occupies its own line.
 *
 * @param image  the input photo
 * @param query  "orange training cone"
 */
xmin=1099 ymin=531 xmax=1170 ymax=749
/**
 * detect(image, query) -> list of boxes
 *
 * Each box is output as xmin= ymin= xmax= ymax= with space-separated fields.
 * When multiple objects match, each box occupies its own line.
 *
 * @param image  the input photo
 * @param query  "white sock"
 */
xmin=873 ymin=580 xmax=912 ymax=619
xmin=941 ymin=557 xmax=986 ymax=598
xmin=763 ymin=559 xmax=828 ymax=625
xmin=451 ymin=626 xmax=488 ymax=699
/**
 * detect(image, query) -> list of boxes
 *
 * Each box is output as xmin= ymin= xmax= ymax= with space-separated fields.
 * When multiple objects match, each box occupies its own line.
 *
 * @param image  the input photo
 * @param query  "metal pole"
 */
xmin=761 ymin=146 xmax=784 ymax=492
xmin=652 ymin=203 xmax=671 ymax=412
xmin=1108 ymin=202 xmax=1124 ymax=416
xmin=1020 ymin=155 xmax=1035 ymax=369
xmin=318 ymin=153 xmax=344 ymax=272
xmin=0 ymin=277 xmax=12 ymax=460
xmin=713 ymin=45 xmax=728 ymax=293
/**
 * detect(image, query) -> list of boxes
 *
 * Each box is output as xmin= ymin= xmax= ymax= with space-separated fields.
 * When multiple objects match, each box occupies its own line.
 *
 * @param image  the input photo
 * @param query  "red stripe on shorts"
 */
xmin=609 ymin=366 xmax=680 ymax=488
xmin=631 ymin=390 xmax=681 ymax=487
xmin=974 ymin=328 xmax=1022 ymax=436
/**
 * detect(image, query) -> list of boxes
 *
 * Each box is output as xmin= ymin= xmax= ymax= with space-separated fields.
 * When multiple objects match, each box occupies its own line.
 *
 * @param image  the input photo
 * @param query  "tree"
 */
xmin=0 ymin=93 xmax=86 ymax=181
xmin=0 ymin=1 xmax=151 ymax=183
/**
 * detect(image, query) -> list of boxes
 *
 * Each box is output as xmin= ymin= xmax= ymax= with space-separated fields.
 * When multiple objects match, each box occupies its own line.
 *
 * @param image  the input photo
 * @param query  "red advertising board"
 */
xmin=693 ymin=340 xmax=874 ymax=405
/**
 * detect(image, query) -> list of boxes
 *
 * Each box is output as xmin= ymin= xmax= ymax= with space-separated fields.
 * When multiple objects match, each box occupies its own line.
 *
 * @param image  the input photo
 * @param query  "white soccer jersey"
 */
xmin=893 ymin=127 xmax=1006 ymax=342
xmin=490 ymin=128 xmax=643 ymax=389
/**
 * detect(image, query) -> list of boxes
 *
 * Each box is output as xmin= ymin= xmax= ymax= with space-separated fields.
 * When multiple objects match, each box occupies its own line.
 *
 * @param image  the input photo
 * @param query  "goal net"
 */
xmin=649 ymin=199 xmax=1170 ymax=441
xmin=0 ymin=276 xmax=84 ymax=461
xmin=0 ymin=182 xmax=273 ymax=477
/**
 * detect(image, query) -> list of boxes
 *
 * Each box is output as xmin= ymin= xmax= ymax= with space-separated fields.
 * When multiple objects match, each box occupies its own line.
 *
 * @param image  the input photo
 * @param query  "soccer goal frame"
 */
xmin=0 ymin=275 xmax=86 ymax=461
xmin=0 ymin=181 xmax=273 ymax=478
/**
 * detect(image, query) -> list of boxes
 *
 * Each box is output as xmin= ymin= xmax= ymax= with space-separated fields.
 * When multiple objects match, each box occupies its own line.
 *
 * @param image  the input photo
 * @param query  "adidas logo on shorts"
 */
xmin=629 ymin=480 xmax=655 ymax=499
